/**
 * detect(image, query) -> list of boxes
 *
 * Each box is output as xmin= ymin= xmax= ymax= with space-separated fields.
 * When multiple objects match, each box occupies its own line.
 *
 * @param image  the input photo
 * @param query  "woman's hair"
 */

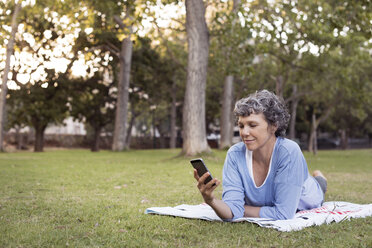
xmin=233 ymin=90 xmax=290 ymax=137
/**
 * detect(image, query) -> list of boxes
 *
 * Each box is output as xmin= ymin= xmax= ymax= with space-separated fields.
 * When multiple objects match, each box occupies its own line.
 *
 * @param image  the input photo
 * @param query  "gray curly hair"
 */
xmin=234 ymin=90 xmax=290 ymax=137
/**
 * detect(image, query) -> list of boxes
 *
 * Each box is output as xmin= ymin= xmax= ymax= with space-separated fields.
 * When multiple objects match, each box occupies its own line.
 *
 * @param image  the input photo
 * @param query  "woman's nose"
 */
xmin=241 ymin=126 xmax=250 ymax=136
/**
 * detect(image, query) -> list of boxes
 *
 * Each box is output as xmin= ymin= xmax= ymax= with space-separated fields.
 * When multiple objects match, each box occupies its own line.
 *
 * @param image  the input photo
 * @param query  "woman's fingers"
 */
xmin=208 ymin=178 xmax=220 ymax=188
xmin=193 ymin=169 xmax=199 ymax=180
xmin=198 ymin=172 xmax=211 ymax=185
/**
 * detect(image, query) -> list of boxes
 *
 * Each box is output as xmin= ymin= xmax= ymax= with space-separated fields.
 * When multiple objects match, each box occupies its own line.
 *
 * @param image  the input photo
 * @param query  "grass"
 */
xmin=0 ymin=148 xmax=372 ymax=247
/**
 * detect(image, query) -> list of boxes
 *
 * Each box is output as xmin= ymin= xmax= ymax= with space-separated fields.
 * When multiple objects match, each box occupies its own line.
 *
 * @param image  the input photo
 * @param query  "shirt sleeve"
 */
xmin=222 ymin=151 xmax=245 ymax=220
xmin=259 ymin=147 xmax=308 ymax=220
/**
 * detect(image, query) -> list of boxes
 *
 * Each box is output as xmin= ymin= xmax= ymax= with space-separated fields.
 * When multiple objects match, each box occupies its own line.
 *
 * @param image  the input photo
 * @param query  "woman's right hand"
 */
xmin=193 ymin=169 xmax=220 ymax=204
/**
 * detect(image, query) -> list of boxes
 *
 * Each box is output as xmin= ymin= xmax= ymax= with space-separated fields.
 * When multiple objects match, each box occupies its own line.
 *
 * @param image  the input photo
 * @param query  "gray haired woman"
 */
xmin=194 ymin=90 xmax=327 ymax=220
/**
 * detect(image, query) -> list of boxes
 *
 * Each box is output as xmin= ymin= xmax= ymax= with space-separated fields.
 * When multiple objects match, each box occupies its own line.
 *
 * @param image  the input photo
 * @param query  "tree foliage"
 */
xmin=2 ymin=0 xmax=372 ymax=152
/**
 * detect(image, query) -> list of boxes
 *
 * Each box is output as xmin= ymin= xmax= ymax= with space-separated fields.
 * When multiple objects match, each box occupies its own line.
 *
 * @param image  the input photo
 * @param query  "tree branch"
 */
xmin=10 ymin=69 xmax=22 ymax=87
xmin=267 ymin=51 xmax=313 ymax=72
xmin=61 ymin=50 xmax=79 ymax=78
xmin=85 ymin=45 xmax=120 ymax=58
xmin=170 ymin=17 xmax=186 ymax=27
xmin=113 ymin=15 xmax=126 ymax=30
xmin=316 ymin=105 xmax=334 ymax=127
xmin=154 ymin=21 xmax=186 ymax=71
xmin=285 ymin=90 xmax=313 ymax=104
xmin=106 ymin=41 xmax=120 ymax=54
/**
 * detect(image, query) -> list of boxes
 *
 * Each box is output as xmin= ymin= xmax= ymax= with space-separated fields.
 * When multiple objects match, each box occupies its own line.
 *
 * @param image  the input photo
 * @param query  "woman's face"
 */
xmin=238 ymin=113 xmax=277 ymax=151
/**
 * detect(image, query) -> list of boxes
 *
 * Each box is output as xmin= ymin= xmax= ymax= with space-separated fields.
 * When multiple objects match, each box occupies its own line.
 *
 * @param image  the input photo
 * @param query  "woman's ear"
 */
xmin=270 ymin=124 xmax=278 ymax=134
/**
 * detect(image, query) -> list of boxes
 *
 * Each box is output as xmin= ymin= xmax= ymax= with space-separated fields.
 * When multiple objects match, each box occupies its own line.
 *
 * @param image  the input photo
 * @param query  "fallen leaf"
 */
xmin=55 ymin=225 xmax=66 ymax=229
xmin=119 ymin=229 xmax=128 ymax=233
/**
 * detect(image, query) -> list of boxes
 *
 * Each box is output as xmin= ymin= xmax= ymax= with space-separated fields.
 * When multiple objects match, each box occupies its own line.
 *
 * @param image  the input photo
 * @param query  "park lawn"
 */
xmin=0 ymin=148 xmax=371 ymax=247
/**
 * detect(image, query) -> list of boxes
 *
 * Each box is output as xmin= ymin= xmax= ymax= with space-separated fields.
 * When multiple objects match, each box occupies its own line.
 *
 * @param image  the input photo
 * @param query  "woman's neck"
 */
xmin=253 ymin=136 xmax=277 ymax=167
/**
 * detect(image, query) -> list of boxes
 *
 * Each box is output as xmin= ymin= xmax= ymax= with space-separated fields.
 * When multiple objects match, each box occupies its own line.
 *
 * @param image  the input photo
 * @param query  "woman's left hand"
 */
xmin=194 ymin=169 xmax=221 ymax=204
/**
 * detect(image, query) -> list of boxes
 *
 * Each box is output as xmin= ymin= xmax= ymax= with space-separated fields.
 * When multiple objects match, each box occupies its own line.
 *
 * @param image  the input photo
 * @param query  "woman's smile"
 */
xmin=244 ymin=139 xmax=255 ymax=144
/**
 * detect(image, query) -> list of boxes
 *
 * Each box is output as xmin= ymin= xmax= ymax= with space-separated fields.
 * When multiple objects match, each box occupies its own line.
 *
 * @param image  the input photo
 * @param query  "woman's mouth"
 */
xmin=244 ymin=139 xmax=255 ymax=144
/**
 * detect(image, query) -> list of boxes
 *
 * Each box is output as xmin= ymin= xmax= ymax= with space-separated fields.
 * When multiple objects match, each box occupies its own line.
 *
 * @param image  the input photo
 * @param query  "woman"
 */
xmin=194 ymin=90 xmax=327 ymax=220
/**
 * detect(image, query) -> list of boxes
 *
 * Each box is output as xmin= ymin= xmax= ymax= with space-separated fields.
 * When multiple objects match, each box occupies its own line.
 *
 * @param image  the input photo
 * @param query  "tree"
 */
xmin=150 ymin=11 xmax=187 ymax=149
xmin=5 ymin=0 xmax=79 ymax=152
xmin=182 ymin=0 xmax=210 ymax=156
xmin=219 ymin=0 xmax=241 ymax=149
xmin=81 ymin=0 xmax=146 ymax=151
xmin=111 ymin=7 xmax=134 ymax=151
xmin=7 ymin=73 xmax=69 ymax=152
xmin=0 ymin=0 xmax=22 ymax=151
xmin=300 ymin=0 xmax=372 ymax=152
xmin=128 ymin=36 xmax=172 ymax=148
xmin=68 ymin=71 xmax=116 ymax=152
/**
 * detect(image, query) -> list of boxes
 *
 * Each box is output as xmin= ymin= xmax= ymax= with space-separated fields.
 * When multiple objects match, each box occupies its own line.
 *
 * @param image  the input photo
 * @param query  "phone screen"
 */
xmin=190 ymin=158 xmax=214 ymax=185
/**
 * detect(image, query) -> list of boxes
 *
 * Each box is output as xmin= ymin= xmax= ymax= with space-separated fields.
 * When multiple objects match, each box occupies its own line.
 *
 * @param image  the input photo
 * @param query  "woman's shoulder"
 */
xmin=227 ymin=142 xmax=246 ymax=154
xmin=276 ymin=137 xmax=302 ymax=154
xmin=224 ymin=142 xmax=246 ymax=168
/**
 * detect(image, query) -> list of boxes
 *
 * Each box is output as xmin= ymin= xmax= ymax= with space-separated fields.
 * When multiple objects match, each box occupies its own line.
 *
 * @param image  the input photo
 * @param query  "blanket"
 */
xmin=145 ymin=201 xmax=372 ymax=232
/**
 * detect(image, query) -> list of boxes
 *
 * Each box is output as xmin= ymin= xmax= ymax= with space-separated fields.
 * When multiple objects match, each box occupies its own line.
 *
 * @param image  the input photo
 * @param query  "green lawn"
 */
xmin=0 ymin=148 xmax=371 ymax=247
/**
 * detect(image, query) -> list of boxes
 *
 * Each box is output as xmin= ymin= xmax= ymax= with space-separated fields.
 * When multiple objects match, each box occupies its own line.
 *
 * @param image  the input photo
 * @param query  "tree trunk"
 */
xmin=312 ymin=113 xmax=318 ymax=155
xmin=152 ymin=108 xmax=156 ymax=149
xmin=182 ymin=0 xmax=210 ymax=156
xmin=0 ymin=1 xmax=22 ymax=151
xmin=219 ymin=0 xmax=241 ymax=149
xmin=219 ymin=75 xmax=234 ymax=149
xmin=91 ymin=126 xmax=101 ymax=152
xmin=112 ymin=12 xmax=133 ymax=151
xmin=170 ymin=80 xmax=177 ymax=149
xmin=157 ymin=128 xmax=166 ymax=149
xmin=288 ymin=84 xmax=298 ymax=140
xmin=233 ymin=0 xmax=241 ymax=8
xmin=125 ymin=112 xmax=136 ymax=149
xmin=339 ymin=129 xmax=348 ymax=150
xmin=34 ymin=125 xmax=46 ymax=152
xmin=275 ymin=75 xmax=284 ymax=99
xmin=308 ymin=113 xmax=317 ymax=155
xmin=307 ymin=105 xmax=333 ymax=154
xmin=15 ymin=126 xmax=23 ymax=150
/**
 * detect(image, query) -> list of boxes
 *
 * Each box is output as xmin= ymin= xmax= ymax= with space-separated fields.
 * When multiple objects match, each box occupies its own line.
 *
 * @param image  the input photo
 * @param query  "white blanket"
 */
xmin=145 ymin=201 xmax=372 ymax=232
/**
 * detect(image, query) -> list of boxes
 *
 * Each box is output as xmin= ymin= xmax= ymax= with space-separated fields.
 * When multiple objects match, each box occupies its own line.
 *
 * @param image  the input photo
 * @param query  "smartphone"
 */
xmin=190 ymin=158 xmax=215 ymax=185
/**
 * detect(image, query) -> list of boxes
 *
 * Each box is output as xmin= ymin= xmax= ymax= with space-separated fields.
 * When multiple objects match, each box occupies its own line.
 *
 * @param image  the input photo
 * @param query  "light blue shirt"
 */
xmin=222 ymin=137 xmax=324 ymax=220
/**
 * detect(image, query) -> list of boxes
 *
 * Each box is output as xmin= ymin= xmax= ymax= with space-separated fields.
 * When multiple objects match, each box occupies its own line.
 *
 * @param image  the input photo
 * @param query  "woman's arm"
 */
xmin=259 ymin=145 xmax=307 ymax=220
xmin=244 ymin=205 xmax=261 ymax=218
xmin=194 ymin=170 xmax=233 ymax=220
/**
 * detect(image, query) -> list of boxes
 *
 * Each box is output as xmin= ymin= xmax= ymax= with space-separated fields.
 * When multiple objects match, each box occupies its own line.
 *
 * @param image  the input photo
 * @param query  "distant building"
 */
xmin=45 ymin=117 xmax=86 ymax=135
xmin=8 ymin=117 xmax=86 ymax=135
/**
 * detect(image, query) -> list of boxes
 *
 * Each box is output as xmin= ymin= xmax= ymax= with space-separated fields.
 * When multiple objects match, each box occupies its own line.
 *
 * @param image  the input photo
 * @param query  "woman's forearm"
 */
xmin=207 ymin=198 xmax=234 ymax=220
xmin=208 ymin=200 xmax=261 ymax=219
xmin=244 ymin=205 xmax=261 ymax=218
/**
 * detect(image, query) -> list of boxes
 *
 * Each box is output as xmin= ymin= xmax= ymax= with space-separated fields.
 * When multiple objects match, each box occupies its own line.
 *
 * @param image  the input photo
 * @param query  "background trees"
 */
xmin=4 ymin=0 xmax=79 ymax=151
xmin=68 ymin=71 xmax=116 ymax=152
xmin=1 ymin=0 xmax=371 ymax=153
